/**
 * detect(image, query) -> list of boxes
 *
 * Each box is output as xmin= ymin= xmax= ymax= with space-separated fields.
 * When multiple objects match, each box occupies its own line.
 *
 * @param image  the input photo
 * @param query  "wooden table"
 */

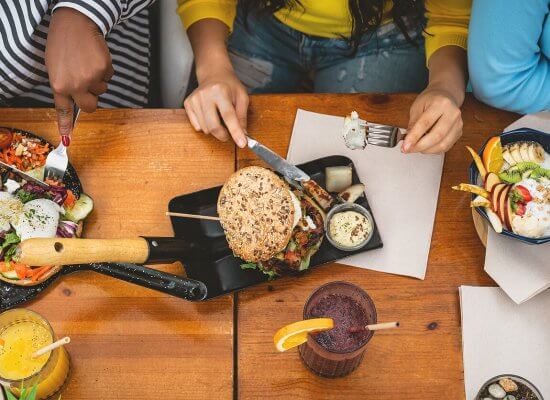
xmin=0 ymin=95 xmax=517 ymax=399
xmin=0 ymin=109 xmax=235 ymax=399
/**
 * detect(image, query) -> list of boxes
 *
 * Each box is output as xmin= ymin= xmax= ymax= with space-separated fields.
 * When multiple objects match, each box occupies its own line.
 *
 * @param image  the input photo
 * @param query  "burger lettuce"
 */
xmin=240 ymin=193 xmax=325 ymax=278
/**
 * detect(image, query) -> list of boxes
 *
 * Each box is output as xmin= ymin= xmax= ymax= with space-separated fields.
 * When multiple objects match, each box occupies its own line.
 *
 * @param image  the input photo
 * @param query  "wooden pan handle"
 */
xmin=16 ymin=238 xmax=150 ymax=266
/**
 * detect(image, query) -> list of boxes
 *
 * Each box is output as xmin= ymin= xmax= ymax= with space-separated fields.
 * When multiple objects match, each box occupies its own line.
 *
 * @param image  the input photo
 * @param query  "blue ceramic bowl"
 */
xmin=469 ymin=128 xmax=550 ymax=245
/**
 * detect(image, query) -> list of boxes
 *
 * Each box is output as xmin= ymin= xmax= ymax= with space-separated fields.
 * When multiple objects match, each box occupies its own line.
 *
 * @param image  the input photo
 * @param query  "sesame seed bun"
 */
xmin=217 ymin=166 xmax=295 ymax=262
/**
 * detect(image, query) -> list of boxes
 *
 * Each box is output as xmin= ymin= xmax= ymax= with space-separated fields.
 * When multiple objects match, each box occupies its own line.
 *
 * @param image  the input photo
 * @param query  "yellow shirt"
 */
xmin=177 ymin=0 xmax=470 ymax=62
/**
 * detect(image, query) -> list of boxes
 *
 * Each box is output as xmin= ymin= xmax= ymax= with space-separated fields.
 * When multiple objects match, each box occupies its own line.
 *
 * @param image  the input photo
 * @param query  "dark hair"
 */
xmin=241 ymin=0 xmax=424 ymax=54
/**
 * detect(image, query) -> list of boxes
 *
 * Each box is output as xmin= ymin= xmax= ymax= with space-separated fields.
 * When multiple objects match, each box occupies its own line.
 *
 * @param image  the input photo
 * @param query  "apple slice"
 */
xmin=484 ymin=172 xmax=501 ymax=192
xmin=491 ymin=183 xmax=507 ymax=213
xmin=485 ymin=207 xmax=503 ymax=233
xmin=497 ymin=185 xmax=511 ymax=223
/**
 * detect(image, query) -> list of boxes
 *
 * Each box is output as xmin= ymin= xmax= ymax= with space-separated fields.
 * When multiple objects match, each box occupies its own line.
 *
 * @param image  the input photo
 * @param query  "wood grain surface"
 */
xmin=0 ymin=96 xmax=519 ymax=399
xmin=236 ymin=94 xmax=518 ymax=399
xmin=0 ymin=109 xmax=235 ymax=400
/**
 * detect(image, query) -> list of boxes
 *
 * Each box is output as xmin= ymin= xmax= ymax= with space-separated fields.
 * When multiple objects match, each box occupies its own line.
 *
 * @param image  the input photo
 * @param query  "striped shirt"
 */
xmin=0 ymin=0 xmax=155 ymax=108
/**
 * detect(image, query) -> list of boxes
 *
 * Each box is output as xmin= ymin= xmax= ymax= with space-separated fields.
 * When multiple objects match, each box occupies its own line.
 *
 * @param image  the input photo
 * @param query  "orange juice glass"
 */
xmin=0 ymin=309 xmax=70 ymax=399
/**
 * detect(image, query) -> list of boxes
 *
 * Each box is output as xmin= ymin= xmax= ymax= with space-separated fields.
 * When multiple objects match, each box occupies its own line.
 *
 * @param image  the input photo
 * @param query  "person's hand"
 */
xmin=45 ymin=8 xmax=113 ymax=135
xmin=402 ymin=87 xmax=463 ymax=154
xmin=184 ymin=65 xmax=249 ymax=148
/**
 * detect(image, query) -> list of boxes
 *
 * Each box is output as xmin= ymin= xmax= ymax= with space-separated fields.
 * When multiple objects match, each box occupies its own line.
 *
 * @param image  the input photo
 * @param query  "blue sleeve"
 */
xmin=468 ymin=0 xmax=550 ymax=114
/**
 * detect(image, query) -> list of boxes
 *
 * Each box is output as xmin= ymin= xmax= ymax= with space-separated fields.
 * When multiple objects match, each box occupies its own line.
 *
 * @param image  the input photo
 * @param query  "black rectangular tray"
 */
xmin=168 ymin=155 xmax=383 ymax=299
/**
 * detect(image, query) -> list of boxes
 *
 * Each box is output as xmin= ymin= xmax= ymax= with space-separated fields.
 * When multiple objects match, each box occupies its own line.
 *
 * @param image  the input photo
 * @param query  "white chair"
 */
xmin=159 ymin=0 xmax=194 ymax=107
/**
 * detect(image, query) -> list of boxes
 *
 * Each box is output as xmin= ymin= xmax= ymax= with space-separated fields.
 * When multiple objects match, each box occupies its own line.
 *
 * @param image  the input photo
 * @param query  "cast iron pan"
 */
xmin=0 ymin=128 xmax=207 ymax=310
xmin=1 ymin=155 xmax=382 ymax=310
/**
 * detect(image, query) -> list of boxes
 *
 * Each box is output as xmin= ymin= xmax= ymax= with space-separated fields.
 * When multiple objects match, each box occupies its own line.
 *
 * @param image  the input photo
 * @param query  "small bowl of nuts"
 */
xmin=476 ymin=374 xmax=543 ymax=400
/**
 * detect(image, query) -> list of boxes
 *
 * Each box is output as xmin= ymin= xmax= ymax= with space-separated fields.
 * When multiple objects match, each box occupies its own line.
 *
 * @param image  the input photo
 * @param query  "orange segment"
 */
xmin=483 ymin=136 xmax=504 ymax=173
xmin=274 ymin=318 xmax=334 ymax=352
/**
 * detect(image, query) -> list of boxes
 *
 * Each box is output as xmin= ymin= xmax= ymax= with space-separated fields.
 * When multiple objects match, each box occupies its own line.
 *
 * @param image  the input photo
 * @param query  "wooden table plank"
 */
xmin=0 ymin=109 xmax=235 ymax=400
xmin=237 ymin=94 xmax=518 ymax=399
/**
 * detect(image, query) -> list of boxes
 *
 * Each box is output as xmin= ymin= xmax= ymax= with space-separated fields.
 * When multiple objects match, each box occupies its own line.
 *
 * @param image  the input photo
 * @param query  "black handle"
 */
xmin=142 ymin=237 xmax=199 ymax=264
xmin=86 ymin=263 xmax=207 ymax=301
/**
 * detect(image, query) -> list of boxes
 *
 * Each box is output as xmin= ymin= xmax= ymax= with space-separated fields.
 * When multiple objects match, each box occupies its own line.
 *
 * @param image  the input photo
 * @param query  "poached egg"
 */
xmin=13 ymin=199 xmax=63 ymax=241
xmin=0 ymin=193 xmax=62 ymax=240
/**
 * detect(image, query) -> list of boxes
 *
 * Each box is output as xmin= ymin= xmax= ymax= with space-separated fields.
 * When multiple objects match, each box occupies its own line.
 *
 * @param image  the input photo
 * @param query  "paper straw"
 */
xmin=32 ymin=337 xmax=70 ymax=359
xmin=349 ymin=321 xmax=400 ymax=333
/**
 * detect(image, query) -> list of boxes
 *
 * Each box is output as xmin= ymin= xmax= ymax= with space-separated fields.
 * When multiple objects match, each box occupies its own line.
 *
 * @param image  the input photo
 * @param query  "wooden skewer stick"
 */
xmin=348 ymin=321 xmax=399 ymax=333
xmin=32 ymin=336 xmax=70 ymax=359
xmin=165 ymin=212 xmax=220 ymax=221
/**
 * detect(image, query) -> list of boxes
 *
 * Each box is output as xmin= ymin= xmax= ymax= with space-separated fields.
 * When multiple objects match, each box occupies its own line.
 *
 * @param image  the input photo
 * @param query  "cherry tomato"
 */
xmin=0 ymin=128 xmax=14 ymax=150
xmin=284 ymin=251 xmax=300 ymax=263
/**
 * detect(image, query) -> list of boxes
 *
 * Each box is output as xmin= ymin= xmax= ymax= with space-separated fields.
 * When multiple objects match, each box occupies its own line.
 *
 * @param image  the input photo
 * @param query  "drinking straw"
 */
xmin=348 ymin=321 xmax=400 ymax=333
xmin=32 ymin=337 xmax=70 ymax=359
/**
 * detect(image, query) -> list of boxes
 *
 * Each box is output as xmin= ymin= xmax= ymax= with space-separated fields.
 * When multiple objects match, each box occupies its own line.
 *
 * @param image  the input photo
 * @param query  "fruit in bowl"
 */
xmin=453 ymin=133 xmax=550 ymax=240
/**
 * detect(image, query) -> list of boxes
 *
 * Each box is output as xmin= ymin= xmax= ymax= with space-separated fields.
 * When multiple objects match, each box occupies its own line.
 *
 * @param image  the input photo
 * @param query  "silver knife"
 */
xmin=0 ymin=160 xmax=50 ymax=188
xmin=247 ymin=136 xmax=310 ymax=183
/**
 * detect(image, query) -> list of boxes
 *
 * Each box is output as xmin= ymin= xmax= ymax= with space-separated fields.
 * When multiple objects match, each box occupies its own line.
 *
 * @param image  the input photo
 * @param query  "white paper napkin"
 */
xmin=460 ymin=286 xmax=550 ymax=399
xmin=505 ymin=112 xmax=550 ymax=133
xmin=484 ymin=112 xmax=550 ymax=304
xmin=287 ymin=109 xmax=444 ymax=279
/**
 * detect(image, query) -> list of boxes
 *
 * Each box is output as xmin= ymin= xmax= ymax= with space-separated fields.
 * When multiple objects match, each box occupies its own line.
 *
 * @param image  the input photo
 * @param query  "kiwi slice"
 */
xmin=498 ymin=171 xmax=522 ymax=184
xmin=507 ymin=161 xmax=540 ymax=173
xmin=530 ymin=167 xmax=550 ymax=180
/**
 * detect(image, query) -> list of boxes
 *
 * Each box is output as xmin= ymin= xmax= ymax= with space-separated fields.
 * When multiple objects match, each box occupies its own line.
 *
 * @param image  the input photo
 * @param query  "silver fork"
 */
xmin=361 ymin=121 xmax=407 ymax=148
xmin=44 ymin=103 xmax=80 ymax=181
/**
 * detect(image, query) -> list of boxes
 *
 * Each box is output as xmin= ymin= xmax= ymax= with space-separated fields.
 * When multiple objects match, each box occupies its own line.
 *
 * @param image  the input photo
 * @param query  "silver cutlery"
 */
xmin=44 ymin=103 xmax=80 ymax=182
xmin=0 ymin=159 xmax=49 ymax=188
xmin=246 ymin=136 xmax=335 ymax=211
xmin=362 ymin=121 xmax=407 ymax=148
xmin=246 ymin=136 xmax=310 ymax=183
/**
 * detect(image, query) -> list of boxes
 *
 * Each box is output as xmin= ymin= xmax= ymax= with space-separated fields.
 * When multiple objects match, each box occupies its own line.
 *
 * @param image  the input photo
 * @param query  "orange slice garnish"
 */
xmin=274 ymin=318 xmax=333 ymax=352
xmin=483 ymin=136 xmax=504 ymax=173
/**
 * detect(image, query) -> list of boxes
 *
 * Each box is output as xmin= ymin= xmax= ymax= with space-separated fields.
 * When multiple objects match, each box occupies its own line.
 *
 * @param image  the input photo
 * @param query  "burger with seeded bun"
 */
xmin=217 ymin=166 xmax=325 ymax=277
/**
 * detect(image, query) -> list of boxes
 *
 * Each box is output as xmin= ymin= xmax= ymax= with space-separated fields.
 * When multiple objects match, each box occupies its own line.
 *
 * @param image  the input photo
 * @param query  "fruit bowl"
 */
xmin=469 ymin=128 xmax=550 ymax=245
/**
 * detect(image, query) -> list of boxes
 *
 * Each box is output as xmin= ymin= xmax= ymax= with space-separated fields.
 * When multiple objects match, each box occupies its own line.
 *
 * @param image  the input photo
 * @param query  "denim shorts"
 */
xmin=228 ymin=7 xmax=429 ymax=94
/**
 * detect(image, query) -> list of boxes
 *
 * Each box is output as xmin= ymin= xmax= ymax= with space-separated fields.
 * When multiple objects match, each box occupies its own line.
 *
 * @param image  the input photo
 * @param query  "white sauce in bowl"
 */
xmin=329 ymin=210 xmax=372 ymax=248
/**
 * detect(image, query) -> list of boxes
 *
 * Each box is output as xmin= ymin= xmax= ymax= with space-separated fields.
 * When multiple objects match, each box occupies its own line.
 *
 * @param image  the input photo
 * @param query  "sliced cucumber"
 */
xmin=1 ymin=270 xmax=19 ymax=280
xmin=26 ymin=166 xmax=45 ymax=181
xmin=64 ymin=193 xmax=94 ymax=222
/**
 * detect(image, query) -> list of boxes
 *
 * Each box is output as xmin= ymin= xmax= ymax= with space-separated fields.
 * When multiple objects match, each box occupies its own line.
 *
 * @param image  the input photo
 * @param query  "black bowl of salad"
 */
xmin=0 ymin=127 xmax=94 ymax=285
